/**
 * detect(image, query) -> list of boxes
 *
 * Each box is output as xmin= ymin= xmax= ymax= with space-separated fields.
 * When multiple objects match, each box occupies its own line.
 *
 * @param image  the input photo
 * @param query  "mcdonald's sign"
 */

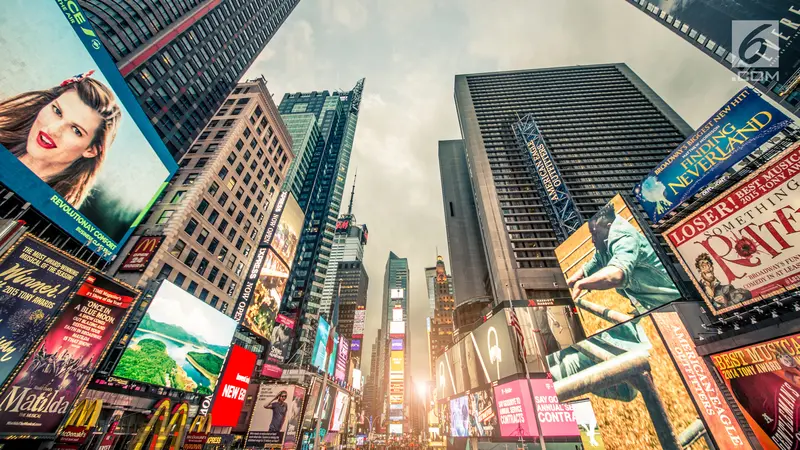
xmin=120 ymin=236 xmax=163 ymax=271
xmin=183 ymin=414 xmax=212 ymax=450
xmin=53 ymin=398 xmax=103 ymax=449
xmin=129 ymin=398 xmax=189 ymax=450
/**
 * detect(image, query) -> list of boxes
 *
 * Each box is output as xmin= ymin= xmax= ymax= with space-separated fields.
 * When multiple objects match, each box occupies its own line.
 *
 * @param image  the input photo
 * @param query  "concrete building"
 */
xmin=425 ymin=256 xmax=454 ymax=379
xmin=78 ymin=0 xmax=300 ymax=157
xmin=109 ymin=77 xmax=293 ymax=315
xmin=333 ymin=260 xmax=369 ymax=368
xmin=381 ymin=251 xmax=409 ymax=436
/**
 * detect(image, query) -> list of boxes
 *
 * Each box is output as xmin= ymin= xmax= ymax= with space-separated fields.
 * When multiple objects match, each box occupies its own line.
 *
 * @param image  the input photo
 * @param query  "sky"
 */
xmin=243 ymin=0 xmax=745 ymax=385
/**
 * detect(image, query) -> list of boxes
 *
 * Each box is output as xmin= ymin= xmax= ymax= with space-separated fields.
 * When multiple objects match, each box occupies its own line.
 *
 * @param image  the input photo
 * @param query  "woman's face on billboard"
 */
xmin=25 ymin=89 xmax=101 ymax=172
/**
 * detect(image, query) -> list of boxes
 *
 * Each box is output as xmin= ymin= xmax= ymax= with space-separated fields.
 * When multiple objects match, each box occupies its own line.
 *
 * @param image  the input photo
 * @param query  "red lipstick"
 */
xmin=36 ymin=131 xmax=57 ymax=150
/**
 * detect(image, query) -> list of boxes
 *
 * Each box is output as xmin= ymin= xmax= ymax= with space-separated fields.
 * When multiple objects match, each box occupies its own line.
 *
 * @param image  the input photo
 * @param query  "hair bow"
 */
xmin=60 ymin=70 xmax=96 ymax=87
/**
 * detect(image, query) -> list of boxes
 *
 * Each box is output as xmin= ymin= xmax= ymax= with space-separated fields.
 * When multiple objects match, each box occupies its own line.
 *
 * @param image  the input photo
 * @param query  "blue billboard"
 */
xmin=311 ymin=317 xmax=330 ymax=369
xmin=0 ymin=0 xmax=177 ymax=260
xmin=634 ymin=88 xmax=790 ymax=223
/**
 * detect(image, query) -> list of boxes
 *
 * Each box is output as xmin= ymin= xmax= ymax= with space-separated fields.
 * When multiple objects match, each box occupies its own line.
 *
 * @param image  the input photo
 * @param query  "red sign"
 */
xmin=210 ymin=345 xmax=257 ymax=427
xmin=53 ymin=425 xmax=91 ymax=449
xmin=183 ymin=431 xmax=209 ymax=450
xmin=262 ymin=364 xmax=283 ymax=379
xmin=335 ymin=219 xmax=350 ymax=232
xmin=119 ymin=236 xmax=162 ymax=271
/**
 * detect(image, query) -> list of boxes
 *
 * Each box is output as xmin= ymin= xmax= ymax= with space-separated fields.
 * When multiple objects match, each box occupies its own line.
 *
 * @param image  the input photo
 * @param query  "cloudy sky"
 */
xmin=243 ymin=0 xmax=744 ymax=385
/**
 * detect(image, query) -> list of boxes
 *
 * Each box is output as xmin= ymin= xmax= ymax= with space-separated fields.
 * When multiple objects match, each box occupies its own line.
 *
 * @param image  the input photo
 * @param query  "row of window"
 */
xmin=156 ymin=262 xmax=229 ymax=314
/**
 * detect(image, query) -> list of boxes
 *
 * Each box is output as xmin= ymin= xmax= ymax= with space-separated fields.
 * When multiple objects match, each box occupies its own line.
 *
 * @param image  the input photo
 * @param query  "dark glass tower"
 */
xmin=276 ymin=79 xmax=365 ymax=364
xmin=453 ymin=63 xmax=693 ymax=303
xmin=78 ymin=0 xmax=301 ymax=158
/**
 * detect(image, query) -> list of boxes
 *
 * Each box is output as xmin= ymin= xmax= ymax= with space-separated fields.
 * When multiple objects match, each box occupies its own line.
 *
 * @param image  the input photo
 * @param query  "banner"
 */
xmin=283 ymin=385 xmax=306 ymax=449
xmin=0 ymin=235 xmax=88 ymax=387
xmin=653 ymin=311 xmax=751 ymax=449
xmin=248 ymin=384 xmax=304 ymax=447
xmin=493 ymin=379 xmax=538 ymax=438
xmin=0 ymin=273 xmax=136 ymax=435
xmin=334 ymin=337 xmax=349 ymax=383
xmin=665 ymin=143 xmax=800 ymax=315
xmin=635 ymin=87 xmax=790 ymax=223
xmin=530 ymin=379 xmax=580 ymax=438
xmin=211 ymin=345 xmax=257 ymax=427
xmin=710 ymin=333 xmax=800 ymax=450
xmin=119 ymin=236 xmax=163 ymax=272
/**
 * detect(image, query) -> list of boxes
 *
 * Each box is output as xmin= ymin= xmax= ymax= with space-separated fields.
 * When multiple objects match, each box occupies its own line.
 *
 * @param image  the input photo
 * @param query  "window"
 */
xmin=205 ymin=143 xmax=219 ymax=153
xmin=169 ymin=239 xmax=186 ymax=258
xmin=217 ymin=274 xmax=229 ymax=290
xmin=156 ymin=210 xmax=173 ymax=225
xmin=215 ymin=130 xmax=227 ymax=139
xmin=235 ymin=261 xmax=244 ymax=276
xmin=183 ymin=173 xmax=198 ymax=185
xmin=235 ymin=187 xmax=245 ymax=200
xmin=197 ymin=199 xmax=209 ymax=214
xmin=243 ymin=128 xmax=251 ymax=138
xmin=208 ymin=266 xmax=219 ymax=283
xmin=208 ymin=181 xmax=219 ymax=196
xmin=218 ymin=246 xmax=228 ymax=262
xmin=170 ymin=191 xmax=186 ymax=204
xmin=227 ymin=178 xmax=236 ymax=190
xmin=235 ymin=211 xmax=244 ymax=224
xmin=208 ymin=237 xmax=219 ymax=253
xmin=235 ymin=140 xmax=244 ymax=151
xmin=224 ymin=119 xmax=235 ymax=127
xmin=197 ymin=228 xmax=209 ymax=245
xmin=195 ymin=157 xmax=209 ymax=168
xmin=218 ymin=219 xmax=229 ymax=233
xmin=218 ymin=166 xmax=229 ymax=179
xmin=197 ymin=258 xmax=209 ymax=275
xmin=208 ymin=209 xmax=219 ymax=224
xmin=184 ymin=249 xmax=198 ymax=267
xmin=243 ymin=244 xmax=251 ymax=257
xmin=235 ymin=236 xmax=244 ymax=250
xmin=174 ymin=272 xmax=186 ymax=287
xmin=226 ymin=203 xmax=236 ymax=216
xmin=237 ymin=98 xmax=249 ymax=105
xmin=199 ymin=289 xmax=209 ymax=301
xmin=236 ymin=163 xmax=244 ymax=175
xmin=232 ymin=107 xmax=242 ymax=115
xmin=184 ymin=219 xmax=198 ymax=235
xmin=210 ymin=295 xmax=219 ymax=307
xmin=156 ymin=263 xmax=173 ymax=281
xmin=244 ymin=173 xmax=252 ymax=185
xmin=187 ymin=280 xmax=198 ymax=295
xmin=226 ymin=281 xmax=237 ymax=297
xmin=227 ymin=228 xmax=236 ymax=242
xmin=243 ymin=150 xmax=252 ymax=161
xmin=221 ymin=301 xmax=229 ymax=314
xmin=218 ymin=192 xmax=229 ymax=206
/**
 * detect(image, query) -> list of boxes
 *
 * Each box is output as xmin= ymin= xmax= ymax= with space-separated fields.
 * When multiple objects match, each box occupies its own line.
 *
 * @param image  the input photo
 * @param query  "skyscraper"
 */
xmin=333 ymin=260 xmax=369 ymax=367
xmin=382 ymin=251 xmax=409 ymax=436
xmin=277 ymin=79 xmax=366 ymax=364
xmin=78 ymin=0 xmax=301 ymax=157
xmin=453 ymin=64 xmax=692 ymax=304
xmin=281 ymin=113 xmax=320 ymax=201
xmin=425 ymin=256 xmax=454 ymax=379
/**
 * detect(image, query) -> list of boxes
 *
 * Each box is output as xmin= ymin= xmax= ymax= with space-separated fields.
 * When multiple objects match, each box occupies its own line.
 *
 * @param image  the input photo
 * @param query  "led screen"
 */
xmin=210 ymin=345 xmax=257 ymax=427
xmin=248 ymin=384 xmax=305 ymax=446
xmin=243 ymin=249 xmax=290 ymax=339
xmin=271 ymin=194 xmax=303 ymax=265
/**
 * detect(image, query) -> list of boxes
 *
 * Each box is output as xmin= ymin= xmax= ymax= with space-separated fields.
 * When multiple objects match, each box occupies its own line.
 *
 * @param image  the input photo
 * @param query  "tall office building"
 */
xmin=453 ymin=64 xmax=692 ymax=306
xmin=79 ymin=0 xmax=301 ymax=157
xmin=382 ymin=251 xmax=409 ymax=435
xmin=425 ymin=256 xmax=454 ymax=379
xmin=276 ymin=79 xmax=366 ymax=364
xmin=109 ymin=78 xmax=293 ymax=314
xmin=438 ymin=140 xmax=493 ymax=307
xmin=624 ymin=0 xmax=800 ymax=118
xmin=281 ymin=113 xmax=319 ymax=201
xmin=333 ymin=260 xmax=369 ymax=368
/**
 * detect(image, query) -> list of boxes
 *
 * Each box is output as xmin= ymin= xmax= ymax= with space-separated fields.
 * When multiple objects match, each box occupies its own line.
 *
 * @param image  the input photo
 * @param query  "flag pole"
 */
xmin=509 ymin=302 xmax=546 ymax=449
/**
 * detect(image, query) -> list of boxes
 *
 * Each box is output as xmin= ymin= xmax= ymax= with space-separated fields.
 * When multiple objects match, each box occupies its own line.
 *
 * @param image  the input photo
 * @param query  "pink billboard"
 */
xmin=493 ymin=379 xmax=538 ymax=438
xmin=529 ymin=379 xmax=580 ymax=437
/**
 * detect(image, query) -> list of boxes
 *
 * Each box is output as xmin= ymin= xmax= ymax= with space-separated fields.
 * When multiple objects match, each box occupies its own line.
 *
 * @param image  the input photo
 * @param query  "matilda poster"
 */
xmin=0 ymin=273 xmax=136 ymax=435
xmin=0 ymin=236 xmax=88 ymax=387
xmin=710 ymin=333 xmax=800 ymax=450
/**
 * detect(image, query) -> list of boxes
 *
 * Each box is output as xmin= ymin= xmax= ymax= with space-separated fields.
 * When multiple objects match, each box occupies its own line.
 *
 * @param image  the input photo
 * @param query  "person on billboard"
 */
xmin=567 ymin=203 xmax=680 ymax=313
xmin=0 ymin=71 xmax=121 ymax=207
xmin=265 ymin=390 xmax=289 ymax=432
xmin=694 ymin=253 xmax=752 ymax=308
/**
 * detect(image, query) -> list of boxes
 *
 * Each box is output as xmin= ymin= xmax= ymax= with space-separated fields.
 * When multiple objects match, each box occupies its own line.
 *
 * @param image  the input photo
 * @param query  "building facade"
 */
xmin=109 ymin=78 xmax=293 ymax=316
xmin=381 ymin=251 xmax=409 ymax=436
xmin=277 ymin=80 xmax=365 ymax=365
xmin=333 ymin=260 xmax=369 ymax=368
xmin=79 ymin=0 xmax=300 ymax=157
xmin=320 ymin=212 xmax=368 ymax=317
xmin=281 ymin=113 xmax=319 ymax=201
xmin=425 ymin=256 xmax=454 ymax=379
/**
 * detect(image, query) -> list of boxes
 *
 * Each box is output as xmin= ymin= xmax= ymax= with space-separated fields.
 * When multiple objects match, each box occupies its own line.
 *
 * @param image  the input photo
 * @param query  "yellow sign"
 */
xmin=129 ymin=398 xmax=189 ymax=450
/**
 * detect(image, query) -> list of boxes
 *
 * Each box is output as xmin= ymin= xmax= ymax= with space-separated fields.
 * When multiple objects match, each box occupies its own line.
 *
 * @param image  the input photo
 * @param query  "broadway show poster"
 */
xmin=0 ymin=235 xmax=88 ymax=387
xmin=665 ymin=143 xmax=800 ymax=315
xmin=710 ymin=333 xmax=800 ymax=450
xmin=243 ymin=249 xmax=289 ymax=340
xmin=0 ymin=272 xmax=135 ymax=435
xmin=635 ymin=87 xmax=790 ymax=223
xmin=555 ymin=194 xmax=681 ymax=336
xmin=266 ymin=315 xmax=294 ymax=365
xmin=653 ymin=311 xmax=752 ymax=449
xmin=546 ymin=314 xmax=709 ymax=450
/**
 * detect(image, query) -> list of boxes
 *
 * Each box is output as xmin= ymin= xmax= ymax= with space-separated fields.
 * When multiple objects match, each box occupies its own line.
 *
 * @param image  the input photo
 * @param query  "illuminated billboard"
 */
xmin=0 ymin=0 xmax=177 ymax=260
xmin=352 ymin=308 xmax=366 ymax=337
xmin=466 ymin=388 xmax=497 ymax=437
xmin=311 ymin=317 xmax=330 ymax=370
xmin=113 ymin=280 xmax=237 ymax=395
xmin=270 ymin=194 xmax=303 ymax=266
xmin=450 ymin=396 xmax=469 ymax=437
xmin=389 ymin=321 xmax=405 ymax=336
xmin=390 ymin=288 xmax=404 ymax=299
xmin=392 ymin=306 xmax=403 ymax=322
xmin=391 ymin=338 xmax=404 ymax=351
xmin=248 ymin=384 xmax=306 ymax=446
xmin=210 ymin=345 xmax=257 ymax=427
xmin=243 ymin=249 xmax=290 ymax=339
xmin=334 ymin=337 xmax=349 ymax=383
xmin=664 ymin=143 xmax=800 ymax=316
xmin=555 ymin=194 xmax=680 ymax=336
xmin=330 ymin=391 xmax=349 ymax=432
xmin=390 ymin=351 xmax=404 ymax=373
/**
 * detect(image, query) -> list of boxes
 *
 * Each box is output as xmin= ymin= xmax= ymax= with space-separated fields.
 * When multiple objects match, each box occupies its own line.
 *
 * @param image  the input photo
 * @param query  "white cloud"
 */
xmin=319 ymin=0 xmax=368 ymax=31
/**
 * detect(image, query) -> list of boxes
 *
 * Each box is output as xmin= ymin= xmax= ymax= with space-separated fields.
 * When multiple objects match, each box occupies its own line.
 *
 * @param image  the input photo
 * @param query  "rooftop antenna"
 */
xmin=347 ymin=168 xmax=358 ymax=216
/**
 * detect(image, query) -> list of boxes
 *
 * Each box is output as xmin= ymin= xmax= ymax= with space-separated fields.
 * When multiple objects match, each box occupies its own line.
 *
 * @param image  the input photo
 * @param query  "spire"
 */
xmin=347 ymin=168 xmax=358 ymax=216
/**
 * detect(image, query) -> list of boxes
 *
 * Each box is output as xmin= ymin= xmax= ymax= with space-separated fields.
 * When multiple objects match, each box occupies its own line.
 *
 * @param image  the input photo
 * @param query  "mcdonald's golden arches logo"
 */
xmin=129 ymin=398 xmax=189 ymax=450
xmin=120 ymin=236 xmax=163 ymax=272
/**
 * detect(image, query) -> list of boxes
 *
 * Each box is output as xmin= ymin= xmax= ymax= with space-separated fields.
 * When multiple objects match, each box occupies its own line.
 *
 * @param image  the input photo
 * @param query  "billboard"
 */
xmin=334 ymin=336 xmax=349 ymax=383
xmin=0 ymin=235 xmax=88 ymax=387
xmin=270 ymin=194 xmax=303 ymax=266
xmin=664 ymin=143 xmax=800 ymax=315
xmin=352 ymin=308 xmax=366 ymax=337
xmin=466 ymin=387 xmax=497 ymax=437
xmin=210 ymin=345 xmax=257 ymax=427
xmin=0 ymin=0 xmax=177 ymax=260
xmin=390 ymin=288 xmax=404 ymax=299
xmin=391 ymin=338 xmax=404 ymax=351
xmin=634 ymin=87 xmax=790 ymax=223
xmin=248 ymin=384 xmax=304 ymax=446
xmin=555 ymin=194 xmax=681 ymax=336
xmin=494 ymin=379 xmax=538 ymax=438
xmin=390 ymin=350 xmax=404 ymax=373
xmin=0 ymin=273 xmax=136 ymax=435
xmin=112 ymin=280 xmax=237 ymax=395
xmin=450 ymin=395 xmax=470 ymax=437
xmin=710 ymin=333 xmax=800 ymax=450
xmin=283 ymin=385 xmax=306 ymax=449
xmin=266 ymin=315 xmax=294 ymax=365
xmin=311 ymin=317 xmax=330 ymax=370
xmin=243 ymin=249 xmax=290 ymax=339
xmin=529 ymin=379 xmax=580 ymax=438
xmin=546 ymin=313 xmax=710 ymax=450
xmin=389 ymin=321 xmax=405 ymax=336
xmin=330 ymin=391 xmax=349 ymax=432
xmin=570 ymin=399 xmax=606 ymax=449
xmin=392 ymin=307 xmax=403 ymax=322
xmin=118 ymin=236 xmax=162 ymax=271
xmin=350 ymin=339 xmax=361 ymax=352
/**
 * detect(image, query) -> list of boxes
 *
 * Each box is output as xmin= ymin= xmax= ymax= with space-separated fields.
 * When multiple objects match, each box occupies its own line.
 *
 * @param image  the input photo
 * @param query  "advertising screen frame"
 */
xmin=242 ymin=248 xmax=290 ymax=339
xmin=210 ymin=344 xmax=257 ymax=427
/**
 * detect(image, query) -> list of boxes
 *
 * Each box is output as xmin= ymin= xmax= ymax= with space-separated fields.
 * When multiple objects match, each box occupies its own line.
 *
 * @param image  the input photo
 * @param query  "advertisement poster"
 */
xmin=653 ymin=311 xmax=751 ymax=449
xmin=334 ymin=337 xmax=349 ymax=383
xmin=710 ymin=333 xmax=800 ymax=450
xmin=467 ymin=387 xmax=497 ymax=437
xmin=0 ymin=235 xmax=88 ymax=387
xmin=266 ymin=316 xmax=294 ymax=365
xmin=0 ymin=1 xmax=177 ymax=260
xmin=282 ymin=385 xmax=306 ymax=449
xmin=570 ymin=399 xmax=606 ymax=449
xmin=546 ymin=314 xmax=710 ymax=449
xmin=450 ymin=395 xmax=470 ymax=437
xmin=249 ymin=384 xmax=296 ymax=446
xmin=330 ymin=391 xmax=349 ymax=432
xmin=270 ymin=195 xmax=303 ymax=266
xmin=210 ymin=345 xmax=257 ymax=427
xmin=118 ymin=236 xmax=162 ymax=272
xmin=243 ymin=249 xmax=290 ymax=340
xmin=664 ymin=143 xmax=800 ymax=315
xmin=112 ymin=281 xmax=237 ymax=395
xmin=530 ymin=378 xmax=580 ymax=438
xmin=0 ymin=273 xmax=135 ymax=435
xmin=494 ymin=379 xmax=538 ymax=438
xmin=311 ymin=319 xmax=330 ymax=370
xmin=555 ymin=194 xmax=681 ymax=336
xmin=635 ymin=87 xmax=790 ymax=223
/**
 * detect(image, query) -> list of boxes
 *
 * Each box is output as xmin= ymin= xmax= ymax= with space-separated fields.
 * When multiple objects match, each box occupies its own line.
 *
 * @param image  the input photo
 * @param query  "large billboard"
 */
xmin=710 ymin=333 xmax=800 ymax=450
xmin=243 ymin=249 xmax=290 ymax=339
xmin=555 ymin=194 xmax=681 ymax=336
xmin=466 ymin=387 xmax=497 ymax=437
xmin=546 ymin=314 xmax=710 ymax=450
xmin=529 ymin=378 xmax=580 ymax=438
xmin=210 ymin=345 xmax=257 ymax=427
xmin=634 ymin=87 xmax=790 ymax=223
xmin=270 ymin=194 xmax=303 ymax=267
xmin=334 ymin=337 xmax=349 ymax=383
xmin=664 ymin=143 xmax=800 ymax=316
xmin=112 ymin=280 xmax=237 ymax=395
xmin=118 ymin=236 xmax=163 ymax=272
xmin=492 ymin=378 xmax=580 ymax=439
xmin=0 ymin=273 xmax=136 ymax=435
xmin=0 ymin=235 xmax=88 ymax=387
xmin=311 ymin=317 xmax=330 ymax=370
xmin=330 ymin=391 xmax=349 ymax=432
xmin=248 ymin=384 xmax=305 ymax=447
xmin=0 ymin=1 xmax=177 ymax=260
